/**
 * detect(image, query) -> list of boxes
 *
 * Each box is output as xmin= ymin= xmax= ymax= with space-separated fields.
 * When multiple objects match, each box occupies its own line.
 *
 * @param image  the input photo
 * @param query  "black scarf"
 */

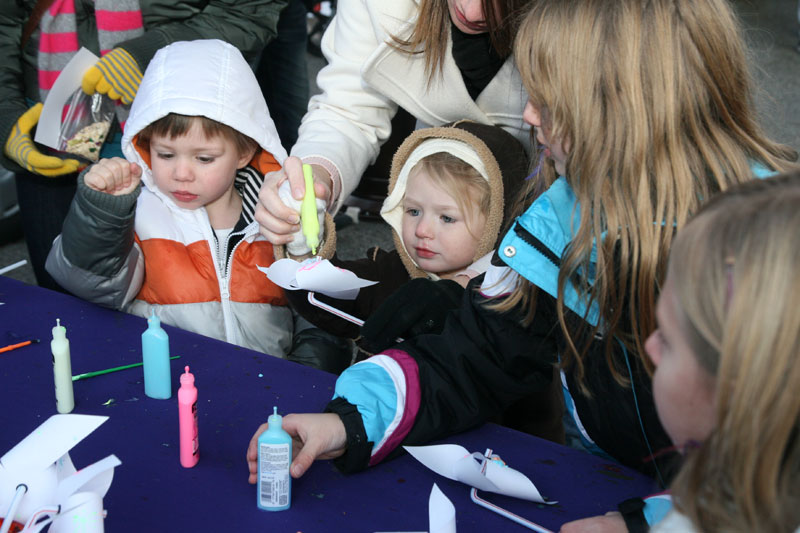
xmin=450 ymin=21 xmax=505 ymax=100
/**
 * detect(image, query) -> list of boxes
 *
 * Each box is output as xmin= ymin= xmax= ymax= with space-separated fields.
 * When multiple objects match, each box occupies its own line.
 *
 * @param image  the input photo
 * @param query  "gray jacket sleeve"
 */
xmin=45 ymin=169 xmax=144 ymax=309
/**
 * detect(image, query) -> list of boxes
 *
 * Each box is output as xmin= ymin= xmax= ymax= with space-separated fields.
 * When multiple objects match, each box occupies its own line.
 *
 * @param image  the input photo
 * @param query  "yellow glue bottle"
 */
xmin=300 ymin=164 xmax=320 ymax=255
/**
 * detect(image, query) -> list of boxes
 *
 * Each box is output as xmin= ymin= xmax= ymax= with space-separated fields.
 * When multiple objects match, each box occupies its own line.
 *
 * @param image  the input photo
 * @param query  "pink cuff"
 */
xmin=301 ymin=156 xmax=342 ymax=214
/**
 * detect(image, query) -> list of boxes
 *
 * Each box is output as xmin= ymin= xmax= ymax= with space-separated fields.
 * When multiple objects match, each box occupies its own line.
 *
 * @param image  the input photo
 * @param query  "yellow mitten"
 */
xmin=4 ymin=104 xmax=81 ymax=177
xmin=81 ymin=48 xmax=142 ymax=105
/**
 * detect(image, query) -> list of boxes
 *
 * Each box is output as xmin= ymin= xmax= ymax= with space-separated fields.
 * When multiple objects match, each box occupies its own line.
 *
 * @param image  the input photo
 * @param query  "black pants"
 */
xmin=15 ymin=170 xmax=77 ymax=292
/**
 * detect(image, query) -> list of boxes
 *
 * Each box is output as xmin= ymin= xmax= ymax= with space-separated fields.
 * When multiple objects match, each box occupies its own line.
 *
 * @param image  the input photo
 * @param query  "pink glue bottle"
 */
xmin=178 ymin=366 xmax=199 ymax=468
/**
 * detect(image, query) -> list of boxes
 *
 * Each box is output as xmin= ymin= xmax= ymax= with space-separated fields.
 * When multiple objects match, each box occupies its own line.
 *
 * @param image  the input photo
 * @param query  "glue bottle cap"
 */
xmin=180 ymin=365 xmax=194 ymax=386
xmin=268 ymin=406 xmax=283 ymax=429
xmin=147 ymin=311 xmax=161 ymax=328
xmin=52 ymin=318 xmax=66 ymax=340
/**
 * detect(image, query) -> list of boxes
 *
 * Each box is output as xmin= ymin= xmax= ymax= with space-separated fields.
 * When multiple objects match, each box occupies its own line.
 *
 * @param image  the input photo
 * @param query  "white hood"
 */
xmin=121 ymin=39 xmax=288 ymax=194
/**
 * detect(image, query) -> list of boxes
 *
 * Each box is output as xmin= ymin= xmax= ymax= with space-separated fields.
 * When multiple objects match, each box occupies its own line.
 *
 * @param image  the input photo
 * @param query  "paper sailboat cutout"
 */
xmin=429 ymin=484 xmax=456 ymax=533
xmin=0 ymin=414 xmax=121 ymax=532
xmin=404 ymin=444 xmax=555 ymax=504
xmin=374 ymin=483 xmax=455 ymax=533
xmin=258 ymin=258 xmax=378 ymax=300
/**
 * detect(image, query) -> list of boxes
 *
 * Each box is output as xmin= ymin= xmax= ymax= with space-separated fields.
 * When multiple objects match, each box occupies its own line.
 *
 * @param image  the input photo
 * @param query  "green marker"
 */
xmin=72 ymin=355 xmax=180 ymax=381
xmin=300 ymin=163 xmax=320 ymax=255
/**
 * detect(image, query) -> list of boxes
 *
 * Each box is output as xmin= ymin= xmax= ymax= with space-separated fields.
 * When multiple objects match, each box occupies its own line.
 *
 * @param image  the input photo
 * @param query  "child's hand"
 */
xmin=84 ymin=157 xmax=142 ymax=196
xmin=246 ymin=413 xmax=346 ymax=482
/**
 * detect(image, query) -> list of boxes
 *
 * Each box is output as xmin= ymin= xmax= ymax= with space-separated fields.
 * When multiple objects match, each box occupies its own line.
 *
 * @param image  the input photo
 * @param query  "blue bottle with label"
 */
xmin=257 ymin=406 xmax=292 ymax=511
xmin=141 ymin=312 xmax=171 ymax=399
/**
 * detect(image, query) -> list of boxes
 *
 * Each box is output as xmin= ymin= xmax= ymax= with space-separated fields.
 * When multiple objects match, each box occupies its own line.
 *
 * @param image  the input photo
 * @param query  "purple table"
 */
xmin=0 ymin=276 xmax=658 ymax=531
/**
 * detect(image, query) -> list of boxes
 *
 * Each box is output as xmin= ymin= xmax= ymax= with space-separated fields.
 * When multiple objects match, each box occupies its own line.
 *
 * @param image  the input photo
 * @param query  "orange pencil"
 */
xmin=0 ymin=339 xmax=39 ymax=353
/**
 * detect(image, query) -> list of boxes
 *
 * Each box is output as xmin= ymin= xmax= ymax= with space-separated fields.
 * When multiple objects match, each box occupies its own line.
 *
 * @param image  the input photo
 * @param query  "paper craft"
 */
xmin=403 ymin=444 xmax=554 ymax=504
xmin=0 ymin=414 xmax=121 ymax=532
xmin=429 ymin=484 xmax=456 ymax=533
xmin=374 ymin=483 xmax=455 ymax=533
xmin=34 ymin=48 xmax=100 ymax=150
xmin=258 ymin=258 xmax=377 ymax=300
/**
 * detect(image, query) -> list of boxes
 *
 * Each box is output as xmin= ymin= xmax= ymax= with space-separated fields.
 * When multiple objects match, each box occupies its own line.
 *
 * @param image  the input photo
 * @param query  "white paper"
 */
xmin=34 ymin=47 xmax=100 ymax=149
xmin=404 ymin=445 xmax=554 ymax=504
xmin=258 ymin=258 xmax=377 ymax=300
xmin=429 ymin=484 xmax=456 ymax=533
xmin=55 ymin=454 xmax=120 ymax=505
xmin=0 ymin=414 xmax=111 ymax=525
xmin=1 ymin=414 xmax=108 ymax=474
xmin=49 ymin=491 xmax=105 ymax=533
xmin=373 ymin=484 xmax=455 ymax=533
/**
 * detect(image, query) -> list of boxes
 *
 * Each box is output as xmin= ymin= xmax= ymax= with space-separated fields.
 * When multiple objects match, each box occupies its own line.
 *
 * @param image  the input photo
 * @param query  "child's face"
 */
xmin=401 ymin=170 xmax=486 ymax=278
xmin=149 ymin=121 xmax=251 ymax=215
xmin=645 ymin=274 xmax=716 ymax=450
xmin=523 ymin=101 xmax=569 ymax=176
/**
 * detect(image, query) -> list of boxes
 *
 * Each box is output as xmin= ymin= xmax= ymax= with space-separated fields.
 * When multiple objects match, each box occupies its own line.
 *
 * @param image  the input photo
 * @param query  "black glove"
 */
xmin=359 ymin=278 xmax=464 ymax=354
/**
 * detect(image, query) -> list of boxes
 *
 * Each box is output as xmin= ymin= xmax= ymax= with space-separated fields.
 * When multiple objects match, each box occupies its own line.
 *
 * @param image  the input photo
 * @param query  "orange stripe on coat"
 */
xmin=229 ymin=240 xmax=287 ymax=304
xmin=135 ymin=238 xmax=285 ymax=305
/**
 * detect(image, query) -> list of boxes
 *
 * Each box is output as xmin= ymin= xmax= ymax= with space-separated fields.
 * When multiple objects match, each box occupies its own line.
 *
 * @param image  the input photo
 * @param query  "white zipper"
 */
xmin=216 ymin=227 xmax=254 ymax=345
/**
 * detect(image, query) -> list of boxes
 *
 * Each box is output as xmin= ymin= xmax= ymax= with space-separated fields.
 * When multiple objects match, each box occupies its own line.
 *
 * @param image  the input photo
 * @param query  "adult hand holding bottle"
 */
xmin=254 ymin=156 xmax=332 ymax=245
xmin=246 ymin=412 xmax=346 ymax=482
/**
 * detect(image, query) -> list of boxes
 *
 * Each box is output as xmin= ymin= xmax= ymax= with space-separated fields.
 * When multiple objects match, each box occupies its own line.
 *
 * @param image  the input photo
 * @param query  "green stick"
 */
xmin=72 ymin=356 xmax=181 ymax=381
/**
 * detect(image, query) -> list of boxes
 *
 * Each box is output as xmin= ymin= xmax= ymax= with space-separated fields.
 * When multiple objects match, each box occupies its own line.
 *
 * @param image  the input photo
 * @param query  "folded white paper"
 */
xmin=429 ymin=483 xmax=456 ymax=533
xmin=258 ymin=258 xmax=377 ymax=300
xmin=404 ymin=444 xmax=554 ymax=504
xmin=374 ymin=483 xmax=456 ymax=533
xmin=0 ymin=414 xmax=120 ymax=529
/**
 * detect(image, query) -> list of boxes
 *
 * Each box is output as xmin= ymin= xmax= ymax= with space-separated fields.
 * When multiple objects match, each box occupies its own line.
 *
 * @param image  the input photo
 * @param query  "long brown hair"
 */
xmin=391 ymin=0 xmax=531 ymax=80
xmin=668 ymin=173 xmax=800 ymax=532
xmin=504 ymin=0 xmax=797 ymax=392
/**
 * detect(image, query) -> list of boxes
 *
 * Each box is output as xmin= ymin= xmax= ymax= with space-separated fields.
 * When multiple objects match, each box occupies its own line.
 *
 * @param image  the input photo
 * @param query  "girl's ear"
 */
xmin=237 ymin=145 xmax=258 ymax=169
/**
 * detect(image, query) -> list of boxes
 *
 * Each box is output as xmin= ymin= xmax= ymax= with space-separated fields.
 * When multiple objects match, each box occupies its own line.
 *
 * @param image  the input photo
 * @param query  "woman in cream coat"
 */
xmin=256 ymin=0 xmax=531 ymax=244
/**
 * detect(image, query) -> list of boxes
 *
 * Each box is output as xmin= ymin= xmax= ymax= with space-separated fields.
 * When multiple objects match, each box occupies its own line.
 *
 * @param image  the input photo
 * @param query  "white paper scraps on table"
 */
xmin=258 ymin=257 xmax=377 ymax=300
xmin=373 ymin=483 xmax=456 ymax=533
xmin=429 ymin=483 xmax=456 ymax=533
xmin=34 ymin=47 xmax=100 ymax=150
xmin=403 ymin=444 xmax=555 ymax=504
xmin=0 ymin=414 xmax=121 ymax=530
xmin=1 ymin=414 xmax=107 ymax=474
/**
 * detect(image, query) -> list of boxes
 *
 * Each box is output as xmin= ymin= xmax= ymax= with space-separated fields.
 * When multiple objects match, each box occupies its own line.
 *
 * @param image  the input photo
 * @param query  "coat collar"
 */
xmin=361 ymin=28 xmax=526 ymax=128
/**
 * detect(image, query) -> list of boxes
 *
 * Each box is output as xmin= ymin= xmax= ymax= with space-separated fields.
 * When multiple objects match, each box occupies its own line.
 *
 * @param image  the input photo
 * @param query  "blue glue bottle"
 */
xmin=141 ymin=311 xmax=171 ymax=399
xmin=257 ymin=406 xmax=292 ymax=511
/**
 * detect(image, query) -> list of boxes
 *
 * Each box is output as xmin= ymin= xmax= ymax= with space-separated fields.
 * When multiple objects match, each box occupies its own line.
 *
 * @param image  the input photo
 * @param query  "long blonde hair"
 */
xmin=391 ymin=0 xmax=531 ymax=79
xmin=505 ymin=0 xmax=797 ymax=391
xmin=667 ymin=172 xmax=800 ymax=532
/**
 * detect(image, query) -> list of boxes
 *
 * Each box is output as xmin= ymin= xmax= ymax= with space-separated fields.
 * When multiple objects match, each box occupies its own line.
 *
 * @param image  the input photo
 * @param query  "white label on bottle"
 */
xmin=259 ymin=442 xmax=290 ymax=507
xmin=191 ymin=402 xmax=199 ymax=455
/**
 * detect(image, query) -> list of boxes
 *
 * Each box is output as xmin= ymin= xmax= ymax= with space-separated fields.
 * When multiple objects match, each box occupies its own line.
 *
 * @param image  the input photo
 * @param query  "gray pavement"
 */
xmin=2 ymin=0 xmax=798 ymax=287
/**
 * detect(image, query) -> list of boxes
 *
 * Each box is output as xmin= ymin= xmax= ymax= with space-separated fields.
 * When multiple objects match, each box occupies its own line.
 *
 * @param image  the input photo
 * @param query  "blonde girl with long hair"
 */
xmin=247 ymin=0 xmax=798 ymax=526
xmin=562 ymin=172 xmax=800 ymax=533
xmin=644 ymin=172 xmax=800 ymax=533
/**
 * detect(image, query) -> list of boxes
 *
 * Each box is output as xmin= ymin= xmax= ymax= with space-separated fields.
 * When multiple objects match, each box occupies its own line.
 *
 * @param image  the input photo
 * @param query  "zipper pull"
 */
xmin=220 ymin=277 xmax=230 ymax=299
